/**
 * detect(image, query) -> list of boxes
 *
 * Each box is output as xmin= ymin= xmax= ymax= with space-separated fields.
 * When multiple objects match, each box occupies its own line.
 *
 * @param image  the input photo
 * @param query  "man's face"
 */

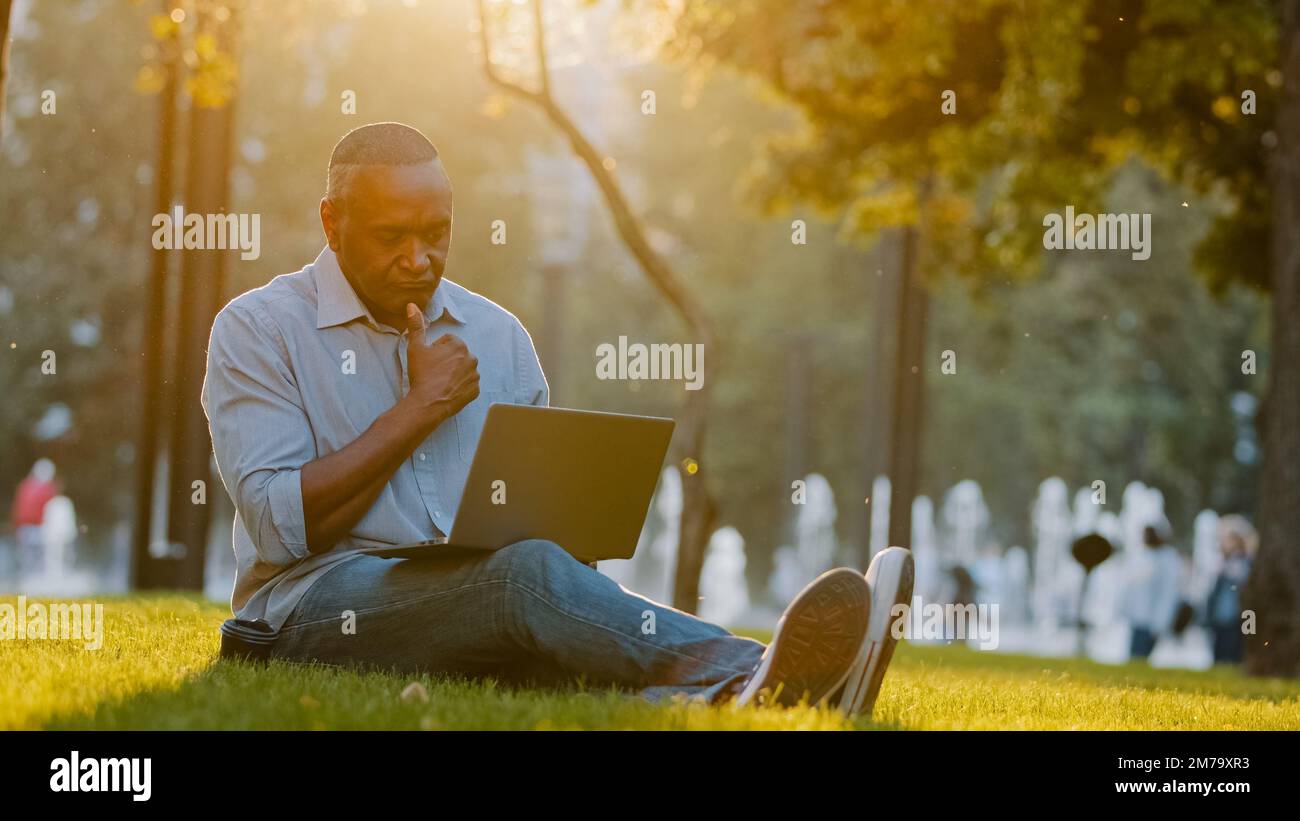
xmin=321 ymin=159 xmax=453 ymax=327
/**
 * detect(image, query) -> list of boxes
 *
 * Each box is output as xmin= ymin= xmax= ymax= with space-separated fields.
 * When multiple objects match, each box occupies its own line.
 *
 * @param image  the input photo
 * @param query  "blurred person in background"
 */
xmin=1205 ymin=515 xmax=1257 ymax=665
xmin=950 ymin=564 xmax=978 ymax=610
xmin=1124 ymin=521 xmax=1185 ymax=661
xmin=9 ymin=459 xmax=59 ymax=577
xmin=39 ymin=495 xmax=79 ymax=585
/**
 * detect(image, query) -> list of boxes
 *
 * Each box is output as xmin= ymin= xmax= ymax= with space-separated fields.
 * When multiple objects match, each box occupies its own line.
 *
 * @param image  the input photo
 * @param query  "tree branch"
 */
xmin=476 ymin=0 xmax=715 ymax=350
xmin=0 ymin=0 xmax=14 ymax=136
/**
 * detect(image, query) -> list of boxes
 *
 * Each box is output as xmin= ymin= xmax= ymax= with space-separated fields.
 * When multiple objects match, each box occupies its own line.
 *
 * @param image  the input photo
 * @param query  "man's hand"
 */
xmin=405 ymin=301 xmax=480 ymax=430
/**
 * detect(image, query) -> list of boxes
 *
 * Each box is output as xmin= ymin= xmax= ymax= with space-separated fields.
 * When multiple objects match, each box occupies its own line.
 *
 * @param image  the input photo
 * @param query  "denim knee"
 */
xmin=499 ymin=539 xmax=574 ymax=591
xmin=495 ymin=540 xmax=582 ymax=638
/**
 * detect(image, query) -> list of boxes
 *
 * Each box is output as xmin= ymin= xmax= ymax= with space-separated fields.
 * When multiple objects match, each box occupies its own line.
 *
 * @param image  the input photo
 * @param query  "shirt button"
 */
xmin=418 ymin=453 xmax=427 ymax=461
xmin=435 ymin=510 xmax=443 ymax=518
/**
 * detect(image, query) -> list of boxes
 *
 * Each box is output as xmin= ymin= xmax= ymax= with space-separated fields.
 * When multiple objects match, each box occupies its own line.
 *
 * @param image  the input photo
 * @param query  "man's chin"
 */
xmin=390 ymin=287 xmax=433 ymax=309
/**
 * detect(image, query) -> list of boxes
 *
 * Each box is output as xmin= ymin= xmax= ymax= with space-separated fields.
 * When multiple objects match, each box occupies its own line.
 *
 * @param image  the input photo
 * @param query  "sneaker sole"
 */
xmin=736 ymin=568 xmax=871 ymax=707
xmin=838 ymin=547 xmax=915 ymax=716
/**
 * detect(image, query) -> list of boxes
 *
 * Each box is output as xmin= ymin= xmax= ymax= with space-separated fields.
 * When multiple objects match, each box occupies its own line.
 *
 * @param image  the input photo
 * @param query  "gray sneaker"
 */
xmin=836 ymin=547 xmax=915 ymax=716
xmin=734 ymin=568 xmax=871 ymax=707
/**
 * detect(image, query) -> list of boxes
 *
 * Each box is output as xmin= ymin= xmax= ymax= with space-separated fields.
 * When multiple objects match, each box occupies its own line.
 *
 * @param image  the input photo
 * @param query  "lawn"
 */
xmin=3 ymin=594 xmax=1298 ymax=730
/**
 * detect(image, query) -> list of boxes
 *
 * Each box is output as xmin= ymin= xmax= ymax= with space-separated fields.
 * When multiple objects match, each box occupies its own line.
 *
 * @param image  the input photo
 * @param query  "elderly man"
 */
xmin=202 ymin=121 xmax=912 ymax=711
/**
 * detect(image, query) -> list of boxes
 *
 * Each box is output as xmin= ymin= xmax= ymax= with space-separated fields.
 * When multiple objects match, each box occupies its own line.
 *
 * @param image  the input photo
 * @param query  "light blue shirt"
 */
xmin=202 ymin=246 xmax=548 ymax=629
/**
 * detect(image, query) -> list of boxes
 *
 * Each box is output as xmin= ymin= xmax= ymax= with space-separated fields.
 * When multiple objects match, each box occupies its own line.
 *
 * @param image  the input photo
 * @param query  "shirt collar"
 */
xmin=312 ymin=245 xmax=465 ymax=330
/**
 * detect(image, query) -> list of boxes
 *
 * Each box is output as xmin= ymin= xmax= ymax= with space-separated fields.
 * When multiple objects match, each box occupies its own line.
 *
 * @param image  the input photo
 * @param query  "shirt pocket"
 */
xmin=455 ymin=389 xmax=513 ymax=462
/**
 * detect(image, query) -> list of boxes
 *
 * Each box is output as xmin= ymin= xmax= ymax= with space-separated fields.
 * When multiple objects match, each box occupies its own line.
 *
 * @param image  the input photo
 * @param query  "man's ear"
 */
xmin=320 ymin=197 xmax=340 ymax=251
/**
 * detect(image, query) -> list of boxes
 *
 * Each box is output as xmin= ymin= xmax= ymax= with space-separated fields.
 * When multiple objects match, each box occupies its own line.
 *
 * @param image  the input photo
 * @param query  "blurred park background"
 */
xmin=1 ymin=0 xmax=1297 ymax=677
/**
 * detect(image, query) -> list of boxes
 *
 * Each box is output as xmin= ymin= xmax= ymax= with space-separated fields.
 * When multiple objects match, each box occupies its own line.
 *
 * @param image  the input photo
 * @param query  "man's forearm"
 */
xmin=301 ymin=396 xmax=447 ymax=553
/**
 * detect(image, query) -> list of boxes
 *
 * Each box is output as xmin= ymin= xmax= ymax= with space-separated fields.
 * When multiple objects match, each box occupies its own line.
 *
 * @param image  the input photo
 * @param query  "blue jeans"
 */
xmin=270 ymin=539 xmax=766 ymax=704
xmin=1211 ymin=624 xmax=1244 ymax=664
xmin=1130 ymin=626 xmax=1158 ymax=659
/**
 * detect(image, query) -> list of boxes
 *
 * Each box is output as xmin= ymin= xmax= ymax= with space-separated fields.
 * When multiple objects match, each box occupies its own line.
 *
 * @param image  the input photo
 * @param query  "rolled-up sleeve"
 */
xmin=512 ymin=319 xmax=550 ymax=407
xmin=202 ymin=303 xmax=314 ymax=566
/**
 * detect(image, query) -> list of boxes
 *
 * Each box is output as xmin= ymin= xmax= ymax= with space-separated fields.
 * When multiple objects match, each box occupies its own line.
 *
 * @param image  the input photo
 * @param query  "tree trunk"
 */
xmin=670 ymin=383 xmax=717 ymax=612
xmin=784 ymin=336 xmax=810 ymax=549
xmin=163 ymin=7 xmax=240 ymax=590
xmin=1244 ymin=0 xmax=1300 ymax=677
xmin=886 ymin=223 xmax=928 ymax=553
xmin=132 ymin=0 xmax=181 ymax=590
xmin=862 ymin=238 xmax=901 ymax=566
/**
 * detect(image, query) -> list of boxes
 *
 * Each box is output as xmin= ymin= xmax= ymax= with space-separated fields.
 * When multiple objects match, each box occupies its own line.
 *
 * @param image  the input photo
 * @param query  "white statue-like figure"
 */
xmin=942 ymin=479 xmax=989 ymax=570
xmin=1030 ymin=477 xmax=1073 ymax=632
xmin=911 ymin=495 xmax=940 ymax=603
xmin=698 ymin=526 xmax=750 ymax=628
xmin=767 ymin=473 xmax=837 ymax=609
xmin=868 ymin=475 xmax=891 ymax=560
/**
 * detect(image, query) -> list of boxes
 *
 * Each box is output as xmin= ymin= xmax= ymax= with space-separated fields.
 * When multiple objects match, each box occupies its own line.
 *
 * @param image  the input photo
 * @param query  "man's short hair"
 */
xmin=326 ymin=122 xmax=440 ymax=206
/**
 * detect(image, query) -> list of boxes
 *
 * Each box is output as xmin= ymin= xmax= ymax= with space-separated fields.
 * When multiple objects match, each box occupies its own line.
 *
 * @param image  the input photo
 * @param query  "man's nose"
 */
xmin=397 ymin=237 xmax=435 ymax=272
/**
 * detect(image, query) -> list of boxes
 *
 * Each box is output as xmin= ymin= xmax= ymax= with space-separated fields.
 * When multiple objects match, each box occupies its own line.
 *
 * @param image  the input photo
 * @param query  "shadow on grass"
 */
xmin=44 ymin=655 xmax=895 ymax=731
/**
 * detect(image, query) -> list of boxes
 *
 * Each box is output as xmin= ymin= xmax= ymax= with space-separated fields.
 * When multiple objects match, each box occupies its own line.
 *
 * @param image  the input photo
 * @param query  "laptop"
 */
xmin=362 ymin=404 xmax=675 ymax=563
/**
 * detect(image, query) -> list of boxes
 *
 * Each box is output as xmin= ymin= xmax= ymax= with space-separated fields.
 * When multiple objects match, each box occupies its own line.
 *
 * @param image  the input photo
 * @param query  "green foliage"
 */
xmin=668 ymin=0 xmax=1277 ymax=290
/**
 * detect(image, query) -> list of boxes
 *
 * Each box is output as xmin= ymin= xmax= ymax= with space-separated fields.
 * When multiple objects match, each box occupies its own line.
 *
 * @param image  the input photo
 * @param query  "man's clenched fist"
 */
xmin=405 ymin=301 xmax=480 ymax=425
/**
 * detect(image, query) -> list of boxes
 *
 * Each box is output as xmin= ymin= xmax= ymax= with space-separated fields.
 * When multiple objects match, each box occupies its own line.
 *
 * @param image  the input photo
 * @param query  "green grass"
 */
xmin=3 ymin=594 xmax=1298 ymax=730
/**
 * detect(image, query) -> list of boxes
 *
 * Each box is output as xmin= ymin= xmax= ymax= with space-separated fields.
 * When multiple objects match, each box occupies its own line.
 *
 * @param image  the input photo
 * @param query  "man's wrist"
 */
xmin=390 ymin=394 xmax=449 ymax=444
